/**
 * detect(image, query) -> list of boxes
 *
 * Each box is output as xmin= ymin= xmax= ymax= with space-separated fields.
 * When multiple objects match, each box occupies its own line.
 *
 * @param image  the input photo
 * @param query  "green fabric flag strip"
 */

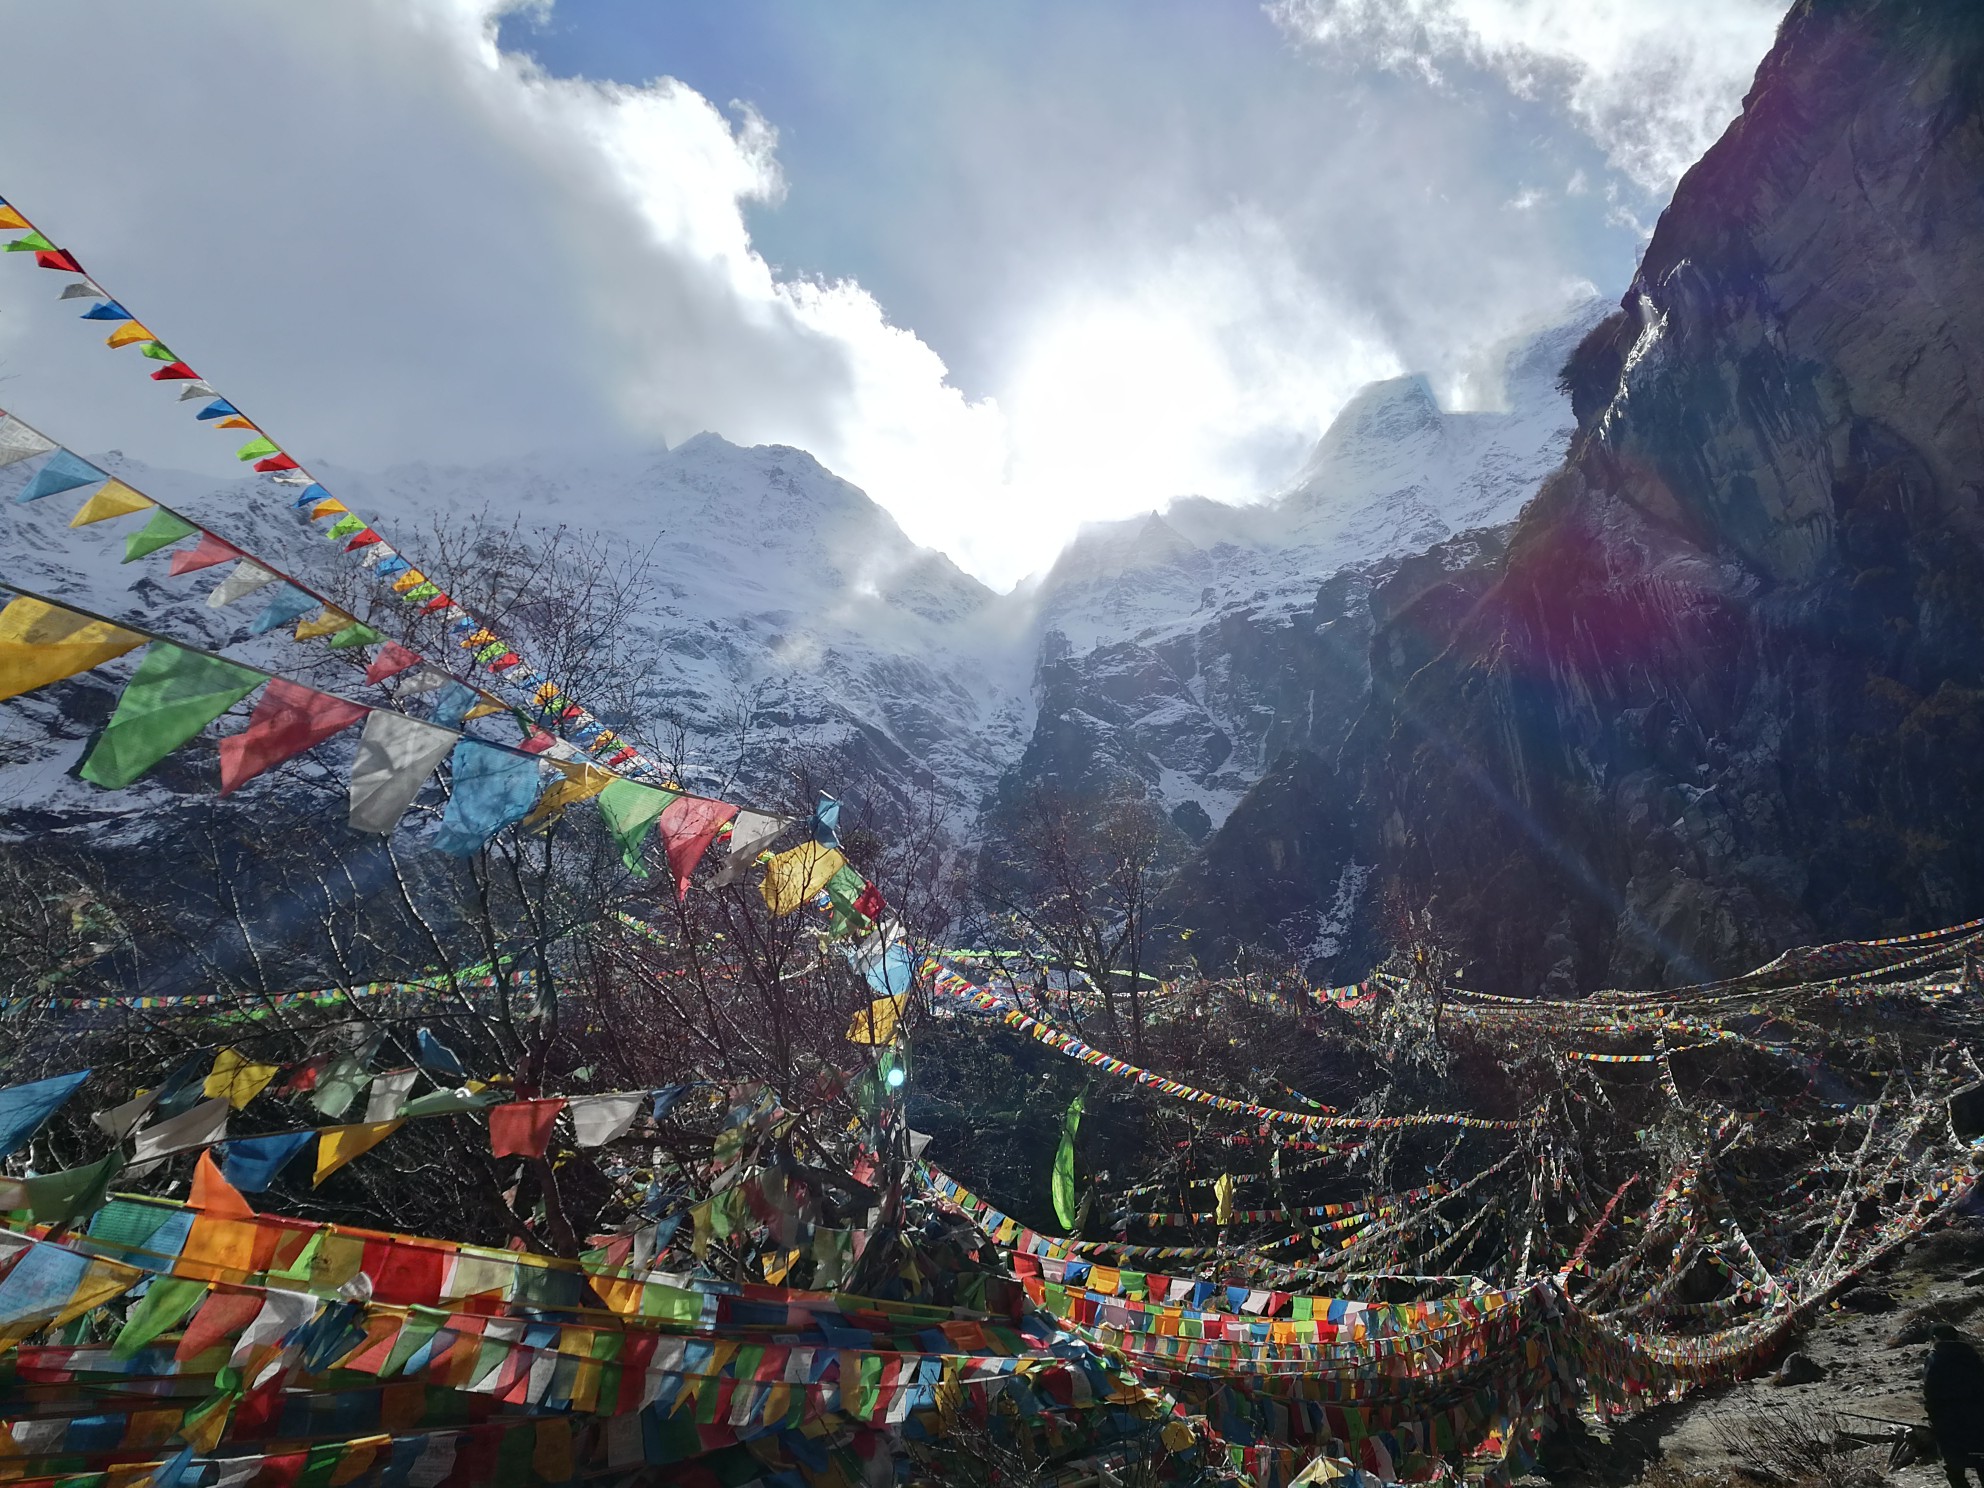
xmin=595 ymin=779 xmax=680 ymax=875
xmin=80 ymin=644 xmax=265 ymax=789
xmin=111 ymin=1274 xmax=206 ymax=1360
xmin=21 ymin=1151 xmax=122 ymax=1228
xmin=1052 ymin=1092 xmax=1085 ymax=1231
xmin=235 ymin=436 xmax=279 ymax=461
xmin=122 ymin=509 xmax=200 ymax=563
xmin=326 ymin=623 xmax=383 ymax=650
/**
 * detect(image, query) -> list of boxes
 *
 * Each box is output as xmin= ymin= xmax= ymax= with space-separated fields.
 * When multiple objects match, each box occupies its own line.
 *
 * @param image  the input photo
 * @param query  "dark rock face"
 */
xmin=1174 ymin=0 xmax=1984 ymax=991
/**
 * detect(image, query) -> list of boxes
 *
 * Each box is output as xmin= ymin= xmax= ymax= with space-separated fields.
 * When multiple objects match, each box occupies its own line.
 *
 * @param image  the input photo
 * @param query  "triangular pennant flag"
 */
xmin=91 ymin=1088 xmax=160 ymax=1140
xmin=248 ymin=585 xmax=319 ymax=636
xmin=80 ymin=644 xmax=265 ymax=789
xmin=313 ymin=1120 xmax=402 ymax=1185
xmin=364 ymin=1068 xmax=419 ymax=1122
xmin=80 ymin=300 xmax=132 ymax=321
xmin=567 ymin=1093 xmax=643 ymax=1148
xmin=235 ymin=436 xmax=279 ymax=462
xmin=69 ymin=477 xmax=153 ymax=527
xmin=0 ymin=597 xmax=144 ymax=702
xmin=195 ymin=399 xmax=240 ymax=421
xmin=189 ymin=1150 xmax=254 ymax=1217
xmin=123 ymin=508 xmax=199 ymax=562
xmin=294 ymin=609 xmax=353 ymax=642
xmin=215 ymin=415 xmax=258 ymax=431
xmin=20 ymin=1151 xmax=121 ymax=1228
xmin=713 ymin=809 xmax=786 ymax=886
xmin=106 ymin=322 xmax=154 ymax=349
xmin=218 ymin=1131 xmax=314 ymax=1193
xmin=59 ymin=280 xmax=103 ymax=300
xmin=432 ymin=740 xmax=545 ymax=856
xmin=656 ymin=796 xmax=739 ymax=901
xmin=759 ymin=842 xmax=846 ymax=916
xmin=202 ymin=1048 xmax=281 ymax=1110
xmin=4 ymin=230 xmax=54 ymax=251
xmin=150 ymin=362 xmax=200 ymax=381
xmin=168 ymin=532 xmax=243 ymax=576
xmin=309 ymin=496 xmax=348 ymax=520
xmin=140 ymin=341 xmax=179 ymax=362
xmin=35 ymin=249 xmax=84 ymax=274
xmin=0 ymin=1069 xmax=90 ymax=1155
xmin=0 ymin=206 xmax=27 ymax=232
xmin=219 ymin=679 xmax=369 ymax=795
xmin=325 ymin=513 xmax=365 ymax=542
xmin=0 ymin=414 xmax=58 ymax=470
xmin=328 ymin=623 xmax=384 ymax=650
xmin=206 ymin=560 xmax=282 ymax=608
xmin=463 ymin=694 xmax=507 ymax=722
xmin=129 ymin=1097 xmax=230 ymax=1163
xmin=348 ymin=711 xmax=457 ymax=833
xmin=489 ymin=1098 xmax=567 ymax=1159
xmin=522 ymin=762 xmax=614 ymax=830
xmin=595 ymin=780 xmax=680 ymax=876
xmin=76 ymin=646 xmax=265 ymax=793
xmin=176 ymin=381 xmax=218 ymax=400
xmin=110 ymin=1274 xmax=205 ymax=1360
xmin=365 ymin=641 xmax=423 ymax=684
xmin=253 ymin=454 xmax=300 ymax=472
xmin=16 ymin=449 xmax=106 ymax=503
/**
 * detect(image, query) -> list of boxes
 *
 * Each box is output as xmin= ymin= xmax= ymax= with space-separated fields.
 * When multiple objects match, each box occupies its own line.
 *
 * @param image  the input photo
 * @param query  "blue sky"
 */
xmin=0 ymin=1 xmax=1784 ymax=586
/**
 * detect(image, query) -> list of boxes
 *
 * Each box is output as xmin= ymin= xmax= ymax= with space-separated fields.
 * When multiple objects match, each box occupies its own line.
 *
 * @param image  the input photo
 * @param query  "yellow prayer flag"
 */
xmin=0 ymin=206 xmax=28 ymax=232
xmin=314 ymin=1120 xmax=403 ymax=1186
xmin=1214 ymin=1173 xmax=1235 ymax=1227
xmin=309 ymin=497 xmax=348 ymax=520
xmin=461 ymin=628 xmax=497 ymax=650
xmin=294 ymin=609 xmax=354 ymax=641
xmin=523 ymin=763 xmax=614 ymax=830
xmin=105 ymin=322 xmax=154 ymax=349
xmin=202 ymin=1047 xmax=281 ymax=1110
xmin=328 ymin=1437 xmax=388 ymax=1488
xmin=463 ymin=694 xmax=507 ymax=722
xmin=759 ymin=842 xmax=845 ymax=916
xmin=52 ymin=1256 xmax=145 ymax=1328
xmin=845 ymin=993 xmax=907 ymax=1046
xmin=390 ymin=569 xmax=426 ymax=593
xmin=68 ymin=478 xmax=155 ymax=528
xmin=0 ymin=596 xmax=145 ymax=703
xmin=215 ymin=416 xmax=258 ymax=431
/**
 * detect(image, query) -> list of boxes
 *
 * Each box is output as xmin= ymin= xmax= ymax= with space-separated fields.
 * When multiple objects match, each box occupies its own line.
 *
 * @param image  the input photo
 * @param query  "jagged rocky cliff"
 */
xmin=1175 ymin=0 xmax=1984 ymax=991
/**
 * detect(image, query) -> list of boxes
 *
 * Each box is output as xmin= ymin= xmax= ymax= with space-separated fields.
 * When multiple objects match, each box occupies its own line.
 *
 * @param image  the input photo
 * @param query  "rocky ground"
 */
xmin=1530 ymin=1217 xmax=1984 ymax=1488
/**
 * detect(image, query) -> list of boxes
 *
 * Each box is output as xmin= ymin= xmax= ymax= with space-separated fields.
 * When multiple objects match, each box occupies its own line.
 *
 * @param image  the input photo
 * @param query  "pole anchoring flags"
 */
xmin=218 ymin=678 xmax=368 ymax=795
xmin=80 ymin=643 xmax=265 ymax=789
xmin=0 ymin=596 xmax=144 ymax=702
xmin=347 ymin=711 xmax=457 ymax=834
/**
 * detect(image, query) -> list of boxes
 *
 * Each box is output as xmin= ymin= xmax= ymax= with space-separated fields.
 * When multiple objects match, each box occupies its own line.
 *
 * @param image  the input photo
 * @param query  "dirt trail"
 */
xmin=1528 ymin=1217 xmax=1984 ymax=1486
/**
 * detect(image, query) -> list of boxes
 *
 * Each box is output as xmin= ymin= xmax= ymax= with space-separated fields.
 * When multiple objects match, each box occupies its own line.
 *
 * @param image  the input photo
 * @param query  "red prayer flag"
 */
xmin=253 ymin=454 xmax=300 ymax=472
xmin=218 ymin=678 xmax=369 ymax=794
xmin=520 ymin=731 xmax=557 ymax=755
xmin=150 ymin=361 xmax=200 ymax=381
xmin=606 ymin=747 xmax=636 ymax=767
xmin=344 ymin=529 xmax=383 ymax=551
xmin=489 ymin=1097 xmax=567 ymax=1158
xmin=34 ymin=249 xmax=82 ymax=273
xmin=853 ymin=881 xmax=885 ymax=920
xmin=656 ymin=796 xmax=739 ymax=902
xmin=364 ymin=642 xmax=424 ymax=685
xmin=422 ymin=593 xmax=453 ymax=613
xmin=175 ymin=1289 xmax=262 ymax=1362
xmin=488 ymin=652 xmax=522 ymax=672
xmin=168 ymin=532 xmax=244 ymax=576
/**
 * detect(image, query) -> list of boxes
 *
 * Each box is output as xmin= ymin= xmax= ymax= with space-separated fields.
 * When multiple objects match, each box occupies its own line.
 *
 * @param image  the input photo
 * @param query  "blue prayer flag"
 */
xmin=431 ymin=740 xmax=544 ymax=855
xmin=17 ymin=450 xmax=105 ymax=503
xmin=0 ymin=1069 xmax=89 ymax=1156
xmin=248 ymin=585 xmax=318 ymax=635
xmin=218 ymin=1131 xmax=314 ymax=1192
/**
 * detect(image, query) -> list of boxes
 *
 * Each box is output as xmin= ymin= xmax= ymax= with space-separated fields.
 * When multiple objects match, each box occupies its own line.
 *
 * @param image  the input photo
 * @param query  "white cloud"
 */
xmin=0 ymin=0 xmax=1656 ymax=591
xmin=1267 ymin=0 xmax=1784 ymax=196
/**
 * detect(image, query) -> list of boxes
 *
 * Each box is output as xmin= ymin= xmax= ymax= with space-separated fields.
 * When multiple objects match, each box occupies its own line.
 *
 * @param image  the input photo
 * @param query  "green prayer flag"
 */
xmin=324 ymin=514 xmax=365 ymax=542
xmin=235 ymin=436 xmax=279 ymax=462
xmin=399 ymin=1088 xmax=499 ymax=1119
xmin=595 ymin=779 xmax=679 ymax=875
xmin=1051 ymin=1092 xmax=1084 ymax=1231
xmin=327 ymin=623 xmax=383 ymax=650
xmin=111 ymin=1274 xmax=206 ymax=1360
xmin=122 ymin=509 xmax=199 ymax=563
xmin=4 ymin=232 xmax=54 ymax=253
xmin=822 ymin=864 xmax=870 ymax=935
xmin=140 ymin=342 xmax=177 ymax=362
xmin=23 ymin=1151 xmax=122 ymax=1229
xmin=80 ymin=645 xmax=264 ymax=789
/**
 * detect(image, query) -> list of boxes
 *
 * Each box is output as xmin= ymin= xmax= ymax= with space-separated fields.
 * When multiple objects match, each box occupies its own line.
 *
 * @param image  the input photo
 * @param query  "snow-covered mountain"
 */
xmin=0 ymin=303 xmax=1597 ymax=853
xmin=988 ymin=300 xmax=1608 ymax=835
